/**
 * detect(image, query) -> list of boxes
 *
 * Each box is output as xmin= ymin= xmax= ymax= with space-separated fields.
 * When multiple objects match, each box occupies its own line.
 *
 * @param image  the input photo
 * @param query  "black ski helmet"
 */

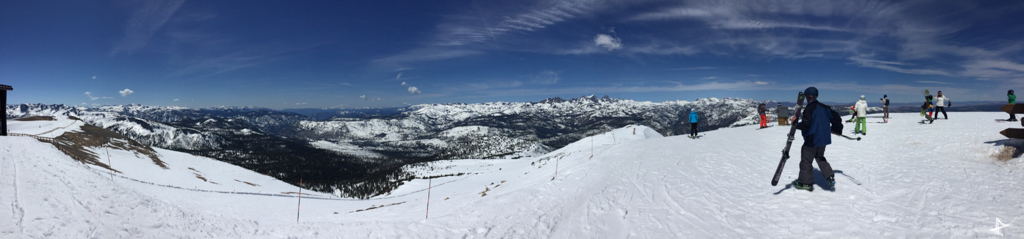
xmin=804 ymin=87 xmax=819 ymax=97
xmin=1010 ymin=90 xmax=1015 ymax=95
xmin=883 ymin=95 xmax=887 ymax=98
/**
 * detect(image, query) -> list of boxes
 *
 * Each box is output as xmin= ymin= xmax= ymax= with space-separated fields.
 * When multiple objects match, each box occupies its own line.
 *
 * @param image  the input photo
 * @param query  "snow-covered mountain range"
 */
xmin=5 ymin=96 xmax=881 ymax=198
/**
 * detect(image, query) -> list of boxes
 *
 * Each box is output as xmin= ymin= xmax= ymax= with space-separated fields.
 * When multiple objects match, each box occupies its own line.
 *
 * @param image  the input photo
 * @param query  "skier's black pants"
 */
xmin=690 ymin=123 xmax=698 ymax=136
xmin=798 ymin=145 xmax=834 ymax=185
xmin=935 ymin=106 xmax=947 ymax=119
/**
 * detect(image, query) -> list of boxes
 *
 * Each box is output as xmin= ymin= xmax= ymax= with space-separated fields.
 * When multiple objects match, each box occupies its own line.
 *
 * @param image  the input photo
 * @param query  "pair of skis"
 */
xmin=771 ymin=92 xmax=805 ymax=186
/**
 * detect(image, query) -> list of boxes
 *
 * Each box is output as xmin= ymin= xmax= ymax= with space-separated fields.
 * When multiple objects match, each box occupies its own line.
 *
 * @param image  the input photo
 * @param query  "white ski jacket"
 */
xmin=855 ymin=100 xmax=868 ymax=117
xmin=935 ymin=96 xmax=949 ymax=107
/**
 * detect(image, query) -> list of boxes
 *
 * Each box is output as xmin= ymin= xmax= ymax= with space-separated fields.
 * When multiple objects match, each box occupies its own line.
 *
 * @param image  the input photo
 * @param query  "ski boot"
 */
xmin=792 ymin=181 xmax=813 ymax=191
xmin=826 ymin=176 xmax=835 ymax=187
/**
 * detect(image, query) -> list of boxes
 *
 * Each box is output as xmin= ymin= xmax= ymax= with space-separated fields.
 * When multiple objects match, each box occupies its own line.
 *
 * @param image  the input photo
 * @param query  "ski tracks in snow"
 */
xmin=0 ymin=137 xmax=270 ymax=238
xmin=0 ymin=141 xmax=25 ymax=237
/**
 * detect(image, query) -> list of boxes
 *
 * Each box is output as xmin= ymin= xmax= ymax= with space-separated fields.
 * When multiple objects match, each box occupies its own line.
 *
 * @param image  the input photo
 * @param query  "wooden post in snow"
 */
xmin=105 ymin=144 xmax=113 ymax=181
xmin=553 ymin=156 xmax=559 ymax=180
xmin=426 ymin=177 xmax=432 ymax=219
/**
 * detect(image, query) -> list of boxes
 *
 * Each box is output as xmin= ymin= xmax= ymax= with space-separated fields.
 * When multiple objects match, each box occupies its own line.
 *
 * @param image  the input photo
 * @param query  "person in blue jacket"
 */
xmin=793 ymin=87 xmax=844 ymax=191
xmin=689 ymin=111 xmax=699 ymax=137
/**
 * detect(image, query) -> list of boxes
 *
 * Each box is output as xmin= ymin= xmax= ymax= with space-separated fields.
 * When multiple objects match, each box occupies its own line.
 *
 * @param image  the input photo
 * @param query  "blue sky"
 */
xmin=2 ymin=0 xmax=1023 ymax=109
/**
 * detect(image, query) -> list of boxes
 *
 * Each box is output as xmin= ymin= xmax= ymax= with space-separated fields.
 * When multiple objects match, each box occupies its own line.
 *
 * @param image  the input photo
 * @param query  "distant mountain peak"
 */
xmin=536 ymin=95 xmax=620 ymax=104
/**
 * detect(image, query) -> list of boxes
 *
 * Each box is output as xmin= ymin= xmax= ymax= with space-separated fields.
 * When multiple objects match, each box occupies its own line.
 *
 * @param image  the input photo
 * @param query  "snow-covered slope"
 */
xmin=4 ymin=112 xmax=1024 ymax=237
xmin=0 ymin=121 xmax=335 ymax=238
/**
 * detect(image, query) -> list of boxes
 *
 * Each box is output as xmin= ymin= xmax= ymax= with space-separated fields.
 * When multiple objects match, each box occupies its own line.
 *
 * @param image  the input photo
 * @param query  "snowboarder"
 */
xmin=793 ymin=87 xmax=843 ymax=191
xmin=854 ymin=95 xmax=868 ymax=135
xmin=758 ymin=103 xmax=768 ymax=128
xmin=777 ymin=103 xmax=789 ymax=126
xmin=689 ymin=110 xmax=699 ymax=137
xmin=921 ymin=95 xmax=935 ymax=124
xmin=881 ymin=95 xmax=890 ymax=119
xmin=934 ymin=91 xmax=950 ymax=120
xmin=1008 ymin=90 xmax=1017 ymax=122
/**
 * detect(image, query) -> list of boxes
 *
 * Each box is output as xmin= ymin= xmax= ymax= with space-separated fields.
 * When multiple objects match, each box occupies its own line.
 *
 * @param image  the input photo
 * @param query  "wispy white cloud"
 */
xmin=594 ymin=34 xmax=622 ymax=51
xmin=295 ymin=102 xmax=307 ymax=105
xmin=431 ymin=1 xmax=590 ymax=47
xmin=378 ymin=0 xmax=1023 ymax=84
xmin=848 ymin=56 xmax=953 ymax=76
xmin=396 ymin=72 xmax=403 ymax=80
xmin=408 ymin=86 xmax=421 ymax=94
xmin=119 ymin=89 xmax=134 ymax=97
xmin=628 ymin=7 xmax=715 ymax=21
xmin=372 ymin=48 xmax=483 ymax=66
xmin=375 ymin=0 xmax=598 ymax=65
xmin=532 ymin=70 xmax=560 ymax=85
xmin=359 ymin=95 xmax=382 ymax=101
xmin=173 ymin=98 xmax=180 ymax=101
xmin=110 ymin=0 xmax=186 ymax=55
xmin=91 ymin=76 xmax=97 ymax=80
xmin=961 ymin=60 xmax=1024 ymax=79
xmin=83 ymin=92 xmax=112 ymax=101
xmin=617 ymin=0 xmax=1024 ymax=80
xmin=174 ymin=42 xmax=327 ymax=78
xmin=465 ymin=80 xmax=525 ymax=91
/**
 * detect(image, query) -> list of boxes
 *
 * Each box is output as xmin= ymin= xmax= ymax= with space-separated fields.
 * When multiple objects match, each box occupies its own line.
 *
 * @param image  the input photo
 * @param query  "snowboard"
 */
xmin=771 ymin=92 xmax=805 ymax=186
xmin=1000 ymin=104 xmax=1024 ymax=114
xmin=1000 ymin=128 xmax=1024 ymax=139
xmin=757 ymin=125 xmax=774 ymax=130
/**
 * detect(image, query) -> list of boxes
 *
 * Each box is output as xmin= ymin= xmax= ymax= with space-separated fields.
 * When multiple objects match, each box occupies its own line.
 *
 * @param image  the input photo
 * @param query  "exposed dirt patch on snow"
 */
xmin=993 ymin=145 xmax=1023 ymax=161
xmin=12 ymin=116 xmax=55 ymax=121
xmin=234 ymin=179 xmax=260 ymax=186
xmin=350 ymin=201 xmax=406 ymax=213
xmin=55 ymin=124 xmax=166 ymax=171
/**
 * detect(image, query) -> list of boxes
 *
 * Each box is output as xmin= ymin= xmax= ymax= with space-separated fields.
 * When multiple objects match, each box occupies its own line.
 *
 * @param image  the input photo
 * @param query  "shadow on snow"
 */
xmin=773 ymin=169 xmax=862 ymax=195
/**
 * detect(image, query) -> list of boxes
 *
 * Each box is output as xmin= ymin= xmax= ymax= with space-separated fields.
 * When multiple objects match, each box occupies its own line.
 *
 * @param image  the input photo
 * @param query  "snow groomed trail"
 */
xmin=2 ymin=112 xmax=1024 ymax=238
